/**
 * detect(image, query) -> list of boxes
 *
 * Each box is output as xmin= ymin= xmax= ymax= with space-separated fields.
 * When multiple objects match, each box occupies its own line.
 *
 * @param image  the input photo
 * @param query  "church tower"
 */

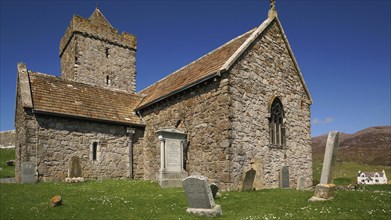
xmin=59 ymin=8 xmax=137 ymax=93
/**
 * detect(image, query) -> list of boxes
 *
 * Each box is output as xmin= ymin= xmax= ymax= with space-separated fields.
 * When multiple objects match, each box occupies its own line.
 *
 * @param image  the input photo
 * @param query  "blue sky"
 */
xmin=0 ymin=0 xmax=390 ymax=137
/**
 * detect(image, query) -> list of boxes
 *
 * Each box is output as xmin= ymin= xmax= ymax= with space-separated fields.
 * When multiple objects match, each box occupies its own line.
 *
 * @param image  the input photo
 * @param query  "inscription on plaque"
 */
xmin=165 ymin=139 xmax=181 ymax=170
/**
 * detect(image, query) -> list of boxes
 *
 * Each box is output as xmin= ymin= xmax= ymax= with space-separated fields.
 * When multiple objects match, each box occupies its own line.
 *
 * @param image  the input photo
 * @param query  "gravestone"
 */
xmin=210 ymin=183 xmax=219 ymax=199
xmin=242 ymin=168 xmax=256 ymax=191
xmin=65 ymin=156 xmax=85 ymax=183
xmin=22 ymin=162 xmax=36 ymax=184
xmin=309 ymin=131 xmax=340 ymax=202
xmin=68 ymin=156 xmax=82 ymax=178
xmin=156 ymin=128 xmax=188 ymax=188
xmin=297 ymin=176 xmax=306 ymax=190
xmin=280 ymin=166 xmax=289 ymax=188
xmin=182 ymin=175 xmax=222 ymax=217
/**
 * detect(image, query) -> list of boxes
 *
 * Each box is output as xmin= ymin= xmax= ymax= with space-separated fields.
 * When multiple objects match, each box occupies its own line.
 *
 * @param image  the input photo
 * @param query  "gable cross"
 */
xmin=268 ymin=0 xmax=278 ymax=18
xmin=270 ymin=0 xmax=276 ymax=10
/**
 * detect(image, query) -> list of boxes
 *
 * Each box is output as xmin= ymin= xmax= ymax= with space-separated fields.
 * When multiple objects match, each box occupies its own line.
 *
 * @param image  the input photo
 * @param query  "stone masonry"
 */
xmin=228 ymin=20 xmax=312 ymax=189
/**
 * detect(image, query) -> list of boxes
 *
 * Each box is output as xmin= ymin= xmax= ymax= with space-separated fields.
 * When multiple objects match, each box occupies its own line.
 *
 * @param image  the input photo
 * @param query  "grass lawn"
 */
xmin=0 ymin=180 xmax=390 ymax=220
xmin=0 ymin=148 xmax=15 ymax=178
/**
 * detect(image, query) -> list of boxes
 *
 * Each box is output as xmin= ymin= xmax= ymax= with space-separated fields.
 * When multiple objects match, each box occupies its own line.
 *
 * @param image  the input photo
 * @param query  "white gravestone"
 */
xmin=156 ymin=128 xmax=188 ymax=188
xmin=182 ymin=175 xmax=222 ymax=217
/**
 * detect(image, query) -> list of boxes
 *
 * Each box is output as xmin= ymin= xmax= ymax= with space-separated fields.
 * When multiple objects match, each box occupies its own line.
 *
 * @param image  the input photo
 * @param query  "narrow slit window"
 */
xmin=106 ymin=75 xmax=110 ymax=86
xmin=92 ymin=142 xmax=98 ymax=161
xmin=105 ymin=48 xmax=109 ymax=58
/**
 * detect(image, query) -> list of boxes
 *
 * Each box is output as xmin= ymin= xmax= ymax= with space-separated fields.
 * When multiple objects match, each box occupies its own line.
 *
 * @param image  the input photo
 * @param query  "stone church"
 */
xmin=15 ymin=3 xmax=313 ymax=190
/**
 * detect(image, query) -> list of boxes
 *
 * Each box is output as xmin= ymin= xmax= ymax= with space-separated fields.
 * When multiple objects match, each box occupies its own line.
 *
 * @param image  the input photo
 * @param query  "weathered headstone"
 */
xmin=182 ymin=175 xmax=222 ymax=217
xmin=280 ymin=166 xmax=289 ymax=188
xmin=309 ymin=131 xmax=340 ymax=202
xmin=68 ymin=156 xmax=82 ymax=178
xmin=297 ymin=176 xmax=306 ymax=190
xmin=241 ymin=168 xmax=256 ymax=191
xmin=210 ymin=183 xmax=219 ymax=199
xmin=22 ymin=162 xmax=36 ymax=184
xmin=156 ymin=128 xmax=188 ymax=188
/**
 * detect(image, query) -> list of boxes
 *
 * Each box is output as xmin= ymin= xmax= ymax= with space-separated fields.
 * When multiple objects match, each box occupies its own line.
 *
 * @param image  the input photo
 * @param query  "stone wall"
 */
xmin=228 ymin=20 xmax=312 ymax=189
xmin=61 ymin=33 xmax=136 ymax=93
xmin=138 ymin=76 xmax=233 ymax=189
xmin=27 ymin=114 xmax=142 ymax=181
xmin=15 ymin=81 xmax=37 ymax=182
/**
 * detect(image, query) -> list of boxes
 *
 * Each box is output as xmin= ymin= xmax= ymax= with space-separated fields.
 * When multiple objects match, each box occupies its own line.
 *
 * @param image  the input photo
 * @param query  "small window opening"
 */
xmin=92 ymin=142 xmax=98 ymax=161
xmin=105 ymin=48 xmax=109 ymax=58
xmin=106 ymin=75 xmax=111 ymax=86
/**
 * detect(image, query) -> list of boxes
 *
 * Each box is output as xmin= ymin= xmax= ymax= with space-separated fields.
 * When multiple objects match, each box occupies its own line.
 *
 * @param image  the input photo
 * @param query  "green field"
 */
xmin=0 ymin=148 xmax=15 ymax=178
xmin=0 ymin=180 xmax=390 ymax=219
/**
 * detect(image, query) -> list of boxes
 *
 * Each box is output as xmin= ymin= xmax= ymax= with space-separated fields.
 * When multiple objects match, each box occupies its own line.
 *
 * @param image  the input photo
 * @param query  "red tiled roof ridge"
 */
xmin=138 ymin=27 xmax=257 ymax=95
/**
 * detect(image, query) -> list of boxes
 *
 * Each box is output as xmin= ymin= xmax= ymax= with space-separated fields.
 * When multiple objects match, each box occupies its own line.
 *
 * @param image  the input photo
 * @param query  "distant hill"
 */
xmin=312 ymin=126 xmax=391 ymax=166
xmin=0 ymin=130 xmax=15 ymax=148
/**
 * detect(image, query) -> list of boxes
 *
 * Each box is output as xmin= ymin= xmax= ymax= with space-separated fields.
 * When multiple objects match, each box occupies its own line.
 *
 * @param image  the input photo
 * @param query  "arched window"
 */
xmin=269 ymin=97 xmax=286 ymax=147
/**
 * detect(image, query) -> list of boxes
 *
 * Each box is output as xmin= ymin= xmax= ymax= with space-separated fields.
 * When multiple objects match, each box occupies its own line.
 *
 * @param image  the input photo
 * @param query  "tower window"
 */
xmin=105 ymin=48 xmax=109 ymax=58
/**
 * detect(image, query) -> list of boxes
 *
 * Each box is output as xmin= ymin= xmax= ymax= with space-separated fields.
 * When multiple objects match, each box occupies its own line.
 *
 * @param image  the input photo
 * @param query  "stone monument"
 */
xmin=280 ymin=166 xmax=289 ymax=188
xmin=156 ymin=128 xmax=188 ymax=188
xmin=65 ymin=156 xmax=85 ymax=183
xmin=21 ymin=162 xmax=36 ymax=184
xmin=241 ymin=168 xmax=256 ymax=191
xmin=309 ymin=131 xmax=340 ymax=201
xmin=182 ymin=175 xmax=222 ymax=217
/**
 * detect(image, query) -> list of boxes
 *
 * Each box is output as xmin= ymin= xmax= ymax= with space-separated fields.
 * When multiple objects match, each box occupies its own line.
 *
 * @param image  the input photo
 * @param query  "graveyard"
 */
xmin=1 ymin=146 xmax=391 ymax=219
xmin=0 ymin=179 xmax=390 ymax=219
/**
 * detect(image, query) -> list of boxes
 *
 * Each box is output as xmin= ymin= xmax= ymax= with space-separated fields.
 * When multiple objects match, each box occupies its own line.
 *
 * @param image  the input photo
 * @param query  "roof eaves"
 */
xmin=219 ymin=17 xmax=274 ymax=74
xmin=32 ymin=109 xmax=145 ymax=127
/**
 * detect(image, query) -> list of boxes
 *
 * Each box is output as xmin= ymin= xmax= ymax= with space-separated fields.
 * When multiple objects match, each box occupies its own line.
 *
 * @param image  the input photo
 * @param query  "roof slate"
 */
xmin=137 ymin=28 xmax=256 ymax=109
xmin=29 ymin=72 xmax=144 ymax=126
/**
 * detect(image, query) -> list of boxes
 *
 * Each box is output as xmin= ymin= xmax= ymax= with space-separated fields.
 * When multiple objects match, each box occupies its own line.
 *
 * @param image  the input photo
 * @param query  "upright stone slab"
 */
xmin=68 ymin=156 xmax=82 ymax=178
xmin=310 ymin=131 xmax=340 ymax=202
xmin=280 ymin=166 xmax=289 ymax=188
xmin=156 ymin=128 xmax=188 ymax=188
xmin=65 ymin=156 xmax=85 ymax=183
xmin=242 ymin=168 xmax=256 ymax=191
xmin=182 ymin=175 xmax=222 ymax=217
xmin=297 ymin=176 xmax=306 ymax=190
xmin=22 ymin=162 xmax=36 ymax=184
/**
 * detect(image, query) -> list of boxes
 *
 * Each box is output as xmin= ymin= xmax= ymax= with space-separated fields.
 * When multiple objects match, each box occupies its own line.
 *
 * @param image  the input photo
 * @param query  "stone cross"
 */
xmin=182 ymin=175 xmax=222 ymax=217
xmin=320 ymin=131 xmax=340 ymax=184
xmin=309 ymin=131 xmax=340 ymax=201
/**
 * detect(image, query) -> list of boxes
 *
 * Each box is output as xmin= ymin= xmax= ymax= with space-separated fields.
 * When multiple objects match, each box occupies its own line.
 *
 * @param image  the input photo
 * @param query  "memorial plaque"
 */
xmin=280 ymin=166 xmax=289 ymax=188
xmin=242 ymin=168 xmax=256 ymax=191
xmin=68 ymin=156 xmax=82 ymax=178
xmin=165 ymin=139 xmax=181 ymax=171
xmin=183 ymin=175 xmax=214 ymax=209
xmin=22 ymin=162 xmax=36 ymax=184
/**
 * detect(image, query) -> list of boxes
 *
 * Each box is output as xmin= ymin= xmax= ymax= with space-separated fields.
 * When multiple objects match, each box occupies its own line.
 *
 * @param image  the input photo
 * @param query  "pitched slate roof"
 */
xmin=137 ymin=16 xmax=312 ymax=109
xmin=27 ymin=71 xmax=144 ymax=126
